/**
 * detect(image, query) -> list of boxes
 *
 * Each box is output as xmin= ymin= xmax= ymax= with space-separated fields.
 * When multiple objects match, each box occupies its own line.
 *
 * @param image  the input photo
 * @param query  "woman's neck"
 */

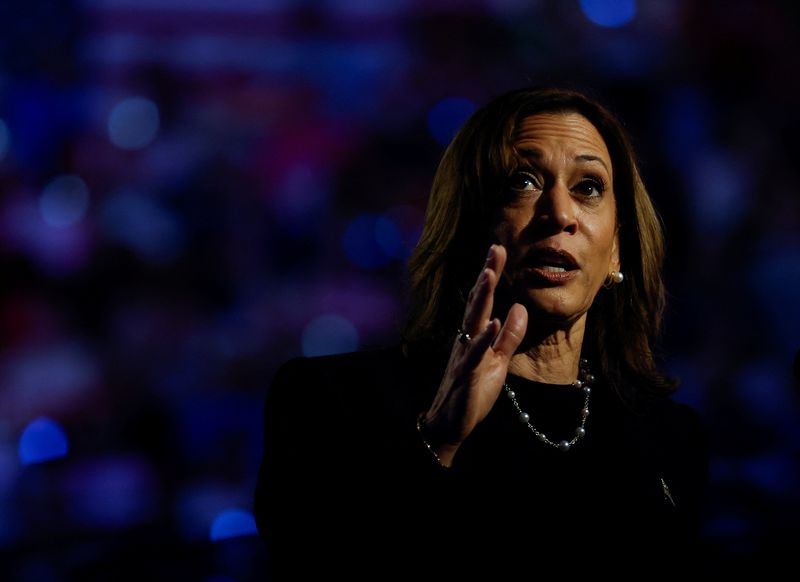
xmin=507 ymin=317 xmax=586 ymax=385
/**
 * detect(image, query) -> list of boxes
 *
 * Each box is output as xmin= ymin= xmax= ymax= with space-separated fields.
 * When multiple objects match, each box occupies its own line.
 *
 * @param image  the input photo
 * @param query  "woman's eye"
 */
xmin=509 ymin=172 xmax=539 ymax=192
xmin=574 ymin=179 xmax=605 ymax=198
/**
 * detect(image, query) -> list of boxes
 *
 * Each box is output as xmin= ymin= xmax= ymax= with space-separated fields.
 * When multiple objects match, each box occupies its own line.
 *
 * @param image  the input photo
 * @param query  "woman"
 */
xmin=255 ymin=87 xmax=709 ymax=579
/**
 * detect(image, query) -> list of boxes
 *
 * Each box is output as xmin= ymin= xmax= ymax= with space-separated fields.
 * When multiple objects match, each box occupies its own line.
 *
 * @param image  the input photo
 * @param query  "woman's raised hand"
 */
xmin=419 ymin=244 xmax=528 ymax=466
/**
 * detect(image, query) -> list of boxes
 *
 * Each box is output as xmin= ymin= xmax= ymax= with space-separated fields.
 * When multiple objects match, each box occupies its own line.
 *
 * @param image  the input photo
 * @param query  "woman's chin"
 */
xmin=517 ymin=293 xmax=588 ymax=328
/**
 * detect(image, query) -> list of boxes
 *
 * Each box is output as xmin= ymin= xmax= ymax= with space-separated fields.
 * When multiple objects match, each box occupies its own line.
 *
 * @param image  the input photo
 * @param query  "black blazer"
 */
xmin=255 ymin=345 xmax=709 ymax=580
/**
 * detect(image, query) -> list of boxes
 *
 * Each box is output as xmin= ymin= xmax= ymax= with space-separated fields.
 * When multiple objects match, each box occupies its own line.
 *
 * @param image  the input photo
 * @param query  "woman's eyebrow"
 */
xmin=575 ymin=154 xmax=610 ymax=172
xmin=516 ymin=147 xmax=540 ymax=160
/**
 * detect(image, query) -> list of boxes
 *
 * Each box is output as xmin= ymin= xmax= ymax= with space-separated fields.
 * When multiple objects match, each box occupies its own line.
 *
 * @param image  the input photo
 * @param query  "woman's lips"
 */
xmin=520 ymin=247 xmax=579 ymax=285
xmin=523 ymin=266 xmax=578 ymax=284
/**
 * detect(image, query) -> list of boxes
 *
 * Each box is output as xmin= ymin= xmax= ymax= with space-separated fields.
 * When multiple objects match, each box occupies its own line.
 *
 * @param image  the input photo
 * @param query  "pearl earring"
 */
xmin=604 ymin=270 xmax=624 ymax=287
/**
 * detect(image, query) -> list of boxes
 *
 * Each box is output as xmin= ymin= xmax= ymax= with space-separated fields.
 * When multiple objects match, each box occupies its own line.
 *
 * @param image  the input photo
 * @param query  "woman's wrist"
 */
xmin=416 ymin=413 xmax=458 ymax=468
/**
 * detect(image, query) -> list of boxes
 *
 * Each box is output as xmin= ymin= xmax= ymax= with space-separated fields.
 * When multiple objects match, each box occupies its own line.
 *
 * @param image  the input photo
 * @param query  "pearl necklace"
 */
xmin=503 ymin=358 xmax=594 ymax=452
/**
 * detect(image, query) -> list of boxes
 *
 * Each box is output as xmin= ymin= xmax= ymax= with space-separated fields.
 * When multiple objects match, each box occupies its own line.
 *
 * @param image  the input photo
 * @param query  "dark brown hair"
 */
xmin=403 ymin=86 xmax=675 ymax=397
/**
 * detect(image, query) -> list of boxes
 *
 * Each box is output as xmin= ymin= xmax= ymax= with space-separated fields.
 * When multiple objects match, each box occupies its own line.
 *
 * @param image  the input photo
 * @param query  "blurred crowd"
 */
xmin=0 ymin=0 xmax=798 ymax=580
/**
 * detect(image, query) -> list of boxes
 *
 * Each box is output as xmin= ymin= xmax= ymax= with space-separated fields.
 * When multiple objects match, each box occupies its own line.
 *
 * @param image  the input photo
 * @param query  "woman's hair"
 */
xmin=403 ymin=86 xmax=676 ymax=398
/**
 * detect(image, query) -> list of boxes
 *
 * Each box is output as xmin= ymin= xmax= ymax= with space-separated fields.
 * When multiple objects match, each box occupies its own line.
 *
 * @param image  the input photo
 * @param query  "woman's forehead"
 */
xmin=512 ymin=112 xmax=610 ymax=159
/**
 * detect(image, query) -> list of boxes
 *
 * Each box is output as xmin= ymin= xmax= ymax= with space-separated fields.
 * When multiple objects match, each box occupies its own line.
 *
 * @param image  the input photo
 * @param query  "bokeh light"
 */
xmin=749 ymin=249 xmax=800 ymax=355
xmin=427 ymin=97 xmax=477 ymax=147
xmin=273 ymin=162 xmax=332 ymax=238
xmin=0 ymin=442 xmax=20 ymax=544
xmin=63 ymin=456 xmax=160 ymax=530
xmin=0 ymin=118 xmax=10 ymax=161
xmin=380 ymin=205 xmax=423 ymax=260
xmin=331 ymin=0 xmax=408 ymax=16
xmin=343 ymin=213 xmax=396 ymax=269
xmin=100 ymin=189 xmax=185 ymax=263
xmin=661 ymin=87 xmax=712 ymax=168
xmin=374 ymin=215 xmax=402 ymax=258
xmin=687 ymin=150 xmax=750 ymax=237
xmin=6 ymin=561 xmax=61 ymax=582
xmin=301 ymin=314 xmax=359 ymax=357
xmin=18 ymin=418 xmax=69 ymax=465
xmin=1 ymin=343 xmax=100 ymax=422
xmin=107 ymin=96 xmax=160 ymax=150
xmin=39 ymin=175 xmax=90 ymax=229
xmin=210 ymin=508 xmax=258 ymax=542
xmin=579 ymin=0 xmax=637 ymax=28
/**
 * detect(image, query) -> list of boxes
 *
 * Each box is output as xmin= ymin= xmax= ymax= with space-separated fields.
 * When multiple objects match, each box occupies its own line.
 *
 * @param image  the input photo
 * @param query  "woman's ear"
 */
xmin=610 ymin=227 xmax=621 ymax=273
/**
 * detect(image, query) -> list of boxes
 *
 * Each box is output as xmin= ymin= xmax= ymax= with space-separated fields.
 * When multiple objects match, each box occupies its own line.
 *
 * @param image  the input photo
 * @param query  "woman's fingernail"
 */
xmin=486 ymin=245 xmax=494 ymax=261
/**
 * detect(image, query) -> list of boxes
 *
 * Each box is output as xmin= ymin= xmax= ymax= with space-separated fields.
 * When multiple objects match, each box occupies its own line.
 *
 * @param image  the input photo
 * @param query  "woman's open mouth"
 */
xmin=521 ymin=248 xmax=579 ymax=284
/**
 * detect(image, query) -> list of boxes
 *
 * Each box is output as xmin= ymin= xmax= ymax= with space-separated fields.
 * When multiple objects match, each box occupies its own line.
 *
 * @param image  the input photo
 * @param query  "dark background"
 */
xmin=1 ymin=0 xmax=799 ymax=580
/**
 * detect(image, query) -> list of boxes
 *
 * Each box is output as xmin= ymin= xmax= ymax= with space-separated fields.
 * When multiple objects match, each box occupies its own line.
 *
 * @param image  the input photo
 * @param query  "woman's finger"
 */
xmin=462 ymin=318 xmax=501 ymax=370
xmin=491 ymin=303 xmax=528 ymax=358
xmin=461 ymin=245 xmax=506 ymax=336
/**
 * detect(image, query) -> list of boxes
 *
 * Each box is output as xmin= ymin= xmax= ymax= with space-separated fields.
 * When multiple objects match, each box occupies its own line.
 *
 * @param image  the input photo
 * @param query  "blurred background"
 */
xmin=0 ymin=0 xmax=798 ymax=579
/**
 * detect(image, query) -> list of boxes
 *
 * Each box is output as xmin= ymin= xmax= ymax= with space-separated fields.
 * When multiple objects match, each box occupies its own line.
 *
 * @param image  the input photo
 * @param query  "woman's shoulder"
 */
xmin=271 ymin=342 xmax=446 ymax=386
xmin=612 ymin=373 xmax=703 ymax=434
xmin=273 ymin=344 xmax=406 ymax=379
xmin=606 ymin=378 xmax=708 ymax=464
xmin=646 ymin=394 xmax=706 ymax=441
xmin=629 ymin=391 xmax=709 ymax=478
xmin=266 ymin=344 xmax=425 ymax=406
xmin=263 ymin=344 xmax=442 ymax=438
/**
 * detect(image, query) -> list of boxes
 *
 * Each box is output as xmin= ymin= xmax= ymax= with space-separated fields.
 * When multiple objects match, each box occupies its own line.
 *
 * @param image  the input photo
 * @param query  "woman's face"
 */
xmin=492 ymin=112 xmax=620 ymax=327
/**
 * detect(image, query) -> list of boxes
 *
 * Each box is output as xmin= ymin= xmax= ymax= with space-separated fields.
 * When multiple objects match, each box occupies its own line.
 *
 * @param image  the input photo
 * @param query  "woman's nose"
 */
xmin=533 ymin=181 xmax=578 ymax=235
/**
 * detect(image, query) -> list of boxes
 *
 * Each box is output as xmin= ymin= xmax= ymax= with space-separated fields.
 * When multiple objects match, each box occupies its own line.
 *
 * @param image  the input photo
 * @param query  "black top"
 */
xmin=255 ymin=345 xmax=709 ymax=580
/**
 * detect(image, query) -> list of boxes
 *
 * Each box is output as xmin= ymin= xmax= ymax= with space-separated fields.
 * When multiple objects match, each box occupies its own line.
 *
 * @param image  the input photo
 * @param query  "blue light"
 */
xmin=108 ymin=97 xmax=160 ymax=150
xmin=703 ymin=512 xmax=750 ymax=538
xmin=381 ymin=205 xmax=424 ymax=260
xmin=301 ymin=314 xmax=359 ymax=357
xmin=274 ymin=163 xmax=331 ymax=238
xmin=19 ymin=418 xmax=69 ymax=465
xmin=343 ymin=214 xmax=393 ymax=269
xmin=741 ymin=454 xmax=799 ymax=496
xmin=210 ymin=508 xmax=258 ymax=542
xmin=331 ymin=0 xmax=407 ymax=16
xmin=374 ymin=215 xmax=402 ymax=258
xmin=39 ymin=175 xmax=90 ymax=228
xmin=427 ymin=97 xmax=477 ymax=147
xmin=579 ymin=0 xmax=637 ymax=28
xmin=662 ymin=87 xmax=711 ymax=167
xmin=63 ymin=455 xmax=160 ymax=529
xmin=0 ymin=118 xmax=10 ymax=161
xmin=100 ymin=189 xmax=185 ymax=263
